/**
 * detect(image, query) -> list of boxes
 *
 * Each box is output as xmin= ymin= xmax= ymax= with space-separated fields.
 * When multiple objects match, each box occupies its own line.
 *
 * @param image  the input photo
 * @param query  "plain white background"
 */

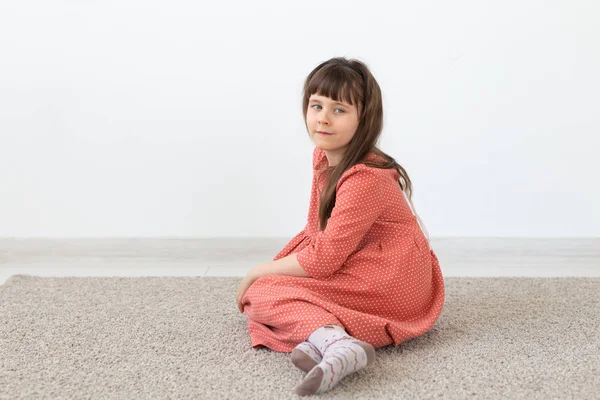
xmin=0 ymin=0 xmax=598 ymax=238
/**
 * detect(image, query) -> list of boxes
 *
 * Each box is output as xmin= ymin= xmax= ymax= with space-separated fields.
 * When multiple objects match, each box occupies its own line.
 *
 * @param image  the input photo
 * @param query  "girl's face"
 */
xmin=307 ymin=93 xmax=360 ymax=166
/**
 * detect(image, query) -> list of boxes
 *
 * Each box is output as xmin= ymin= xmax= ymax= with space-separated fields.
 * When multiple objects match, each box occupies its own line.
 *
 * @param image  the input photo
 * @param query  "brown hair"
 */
xmin=301 ymin=57 xmax=413 ymax=231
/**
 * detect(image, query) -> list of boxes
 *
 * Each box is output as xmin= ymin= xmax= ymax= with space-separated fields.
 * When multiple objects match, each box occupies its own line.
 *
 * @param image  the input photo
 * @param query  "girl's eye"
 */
xmin=311 ymin=105 xmax=345 ymax=113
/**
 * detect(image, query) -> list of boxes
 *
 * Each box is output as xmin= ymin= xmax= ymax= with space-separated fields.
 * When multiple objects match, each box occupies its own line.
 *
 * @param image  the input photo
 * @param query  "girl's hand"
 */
xmin=236 ymin=266 xmax=263 ymax=313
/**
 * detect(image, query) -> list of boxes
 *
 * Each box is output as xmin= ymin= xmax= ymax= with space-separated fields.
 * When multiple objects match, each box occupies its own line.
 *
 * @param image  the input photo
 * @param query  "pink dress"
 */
xmin=242 ymin=146 xmax=445 ymax=353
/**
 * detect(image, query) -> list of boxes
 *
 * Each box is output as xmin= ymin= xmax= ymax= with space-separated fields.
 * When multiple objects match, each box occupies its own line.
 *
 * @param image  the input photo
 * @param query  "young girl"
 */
xmin=236 ymin=57 xmax=445 ymax=396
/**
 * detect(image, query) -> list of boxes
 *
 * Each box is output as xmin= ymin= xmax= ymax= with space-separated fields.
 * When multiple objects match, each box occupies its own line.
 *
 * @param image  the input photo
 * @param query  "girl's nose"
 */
xmin=318 ymin=116 xmax=329 ymax=125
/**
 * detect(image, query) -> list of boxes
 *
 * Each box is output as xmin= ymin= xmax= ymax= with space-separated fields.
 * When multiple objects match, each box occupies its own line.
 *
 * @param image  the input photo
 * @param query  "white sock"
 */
xmin=305 ymin=324 xmax=369 ymax=394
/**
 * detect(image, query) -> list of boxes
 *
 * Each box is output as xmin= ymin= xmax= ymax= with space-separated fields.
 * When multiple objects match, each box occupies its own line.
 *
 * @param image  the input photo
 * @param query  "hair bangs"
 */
xmin=307 ymin=66 xmax=362 ymax=110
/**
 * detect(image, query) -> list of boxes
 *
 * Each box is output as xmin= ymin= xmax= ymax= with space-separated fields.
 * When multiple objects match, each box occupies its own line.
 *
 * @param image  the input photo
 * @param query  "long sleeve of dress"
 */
xmin=295 ymin=165 xmax=388 ymax=280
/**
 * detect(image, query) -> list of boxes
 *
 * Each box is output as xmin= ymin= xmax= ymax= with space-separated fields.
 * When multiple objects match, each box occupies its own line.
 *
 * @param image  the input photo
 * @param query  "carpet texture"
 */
xmin=1 ymin=275 xmax=599 ymax=399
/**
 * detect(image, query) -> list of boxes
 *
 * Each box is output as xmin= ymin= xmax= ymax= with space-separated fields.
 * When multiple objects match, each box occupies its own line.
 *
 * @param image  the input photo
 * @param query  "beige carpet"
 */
xmin=0 ymin=275 xmax=598 ymax=399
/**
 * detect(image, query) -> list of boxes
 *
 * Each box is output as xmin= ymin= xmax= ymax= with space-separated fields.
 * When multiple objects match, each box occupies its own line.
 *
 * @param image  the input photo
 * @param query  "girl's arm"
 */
xmin=294 ymin=166 xmax=386 ymax=280
xmin=252 ymin=253 xmax=310 ymax=279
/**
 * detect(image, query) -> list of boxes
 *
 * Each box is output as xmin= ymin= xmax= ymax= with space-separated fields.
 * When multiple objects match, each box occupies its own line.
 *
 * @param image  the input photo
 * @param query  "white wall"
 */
xmin=0 ymin=0 xmax=598 ymax=238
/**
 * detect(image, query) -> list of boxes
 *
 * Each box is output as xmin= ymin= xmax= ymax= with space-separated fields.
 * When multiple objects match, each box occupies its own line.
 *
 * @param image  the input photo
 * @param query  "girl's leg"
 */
xmin=244 ymin=278 xmax=342 ymax=352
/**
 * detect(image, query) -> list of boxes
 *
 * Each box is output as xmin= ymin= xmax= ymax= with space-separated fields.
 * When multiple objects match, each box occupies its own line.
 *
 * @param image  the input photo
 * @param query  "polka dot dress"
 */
xmin=242 ymin=146 xmax=445 ymax=353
